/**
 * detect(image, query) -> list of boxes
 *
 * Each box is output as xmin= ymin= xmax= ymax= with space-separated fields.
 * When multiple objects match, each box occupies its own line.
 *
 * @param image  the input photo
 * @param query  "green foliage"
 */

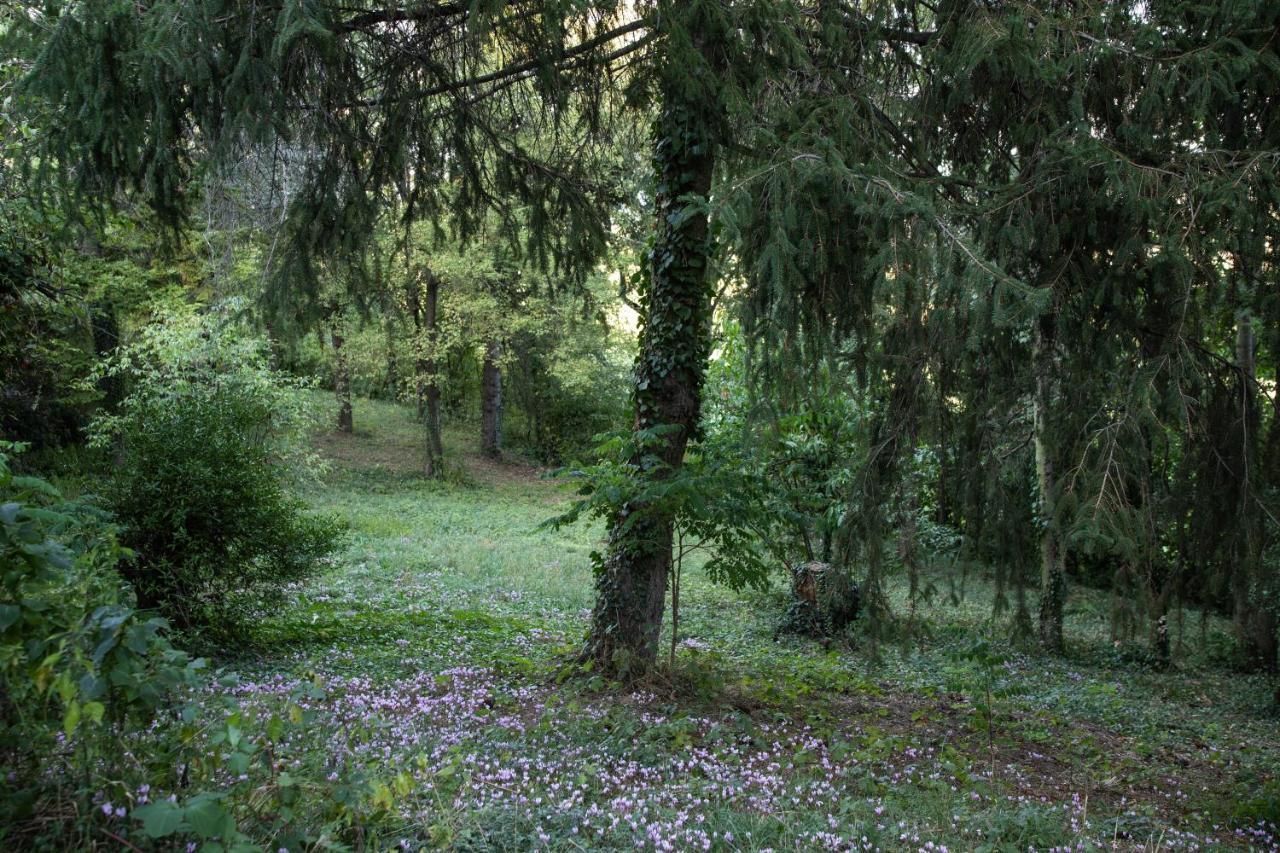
xmin=0 ymin=112 xmax=93 ymax=445
xmin=287 ymin=235 xmax=634 ymax=463
xmin=0 ymin=440 xmax=203 ymax=837
xmin=0 ymin=440 xmax=199 ymax=726
xmin=503 ymin=301 xmax=631 ymax=463
xmin=551 ymin=422 xmax=773 ymax=595
xmin=417 ymin=238 xmax=633 ymax=464
xmin=703 ymin=325 xmax=866 ymax=571
xmin=20 ymin=0 xmax=626 ymax=301
xmin=91 ymin=304 xmax=343 ymax=633
xmin=513 ymin=358 xmax=630 ymax=464
xmin=2 ymin=79 xmax=202 ymax=449
xmin=0 ymin=233 xmax=95 ymax=446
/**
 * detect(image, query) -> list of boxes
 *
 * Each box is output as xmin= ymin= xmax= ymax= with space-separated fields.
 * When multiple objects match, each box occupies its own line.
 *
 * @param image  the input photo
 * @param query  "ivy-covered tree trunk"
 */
xmin=582 ymin=28 xmax=719 ymax=675
xmin=481 ymin=339 xmax=503 ymax=459
xmin=1034 ymin=312 xmax=1066 ymax=652
xmin=332 ymin=314 xmax=353 ymax=434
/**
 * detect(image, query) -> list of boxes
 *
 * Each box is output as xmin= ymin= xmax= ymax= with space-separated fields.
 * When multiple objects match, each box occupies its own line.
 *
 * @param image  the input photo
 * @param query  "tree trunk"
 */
xmin=384 ymin=314 xmax=399 ymax=402
xmin=89 ymin=300 xmax=122 ymax=412
xmin=407 ymin=281 xmax=427 ymax=422
xmin=1034 ymin=312 xmax=1066 ymax=652
xmin=1152 ymin=585 xmax=1172 ymax=668
xmin=405 ymin=270 xmax=444 ymax=475
xmin=1233 ymin=313 xmax=1277 ymax=671
xmin=422 ymin=270 xmax=445 ymax=478
xmin=481 ymin=339 xmax=503 ymax=459
xmin=332 ymin=314 xmax=353 ymax=434
xmin=581 ymin=19 xmax=720 ymax=675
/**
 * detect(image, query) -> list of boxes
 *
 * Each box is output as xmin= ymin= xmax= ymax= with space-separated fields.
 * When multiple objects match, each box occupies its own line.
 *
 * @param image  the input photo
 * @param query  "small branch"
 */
xmin=99 ymin=829 xmax=144 ymax=853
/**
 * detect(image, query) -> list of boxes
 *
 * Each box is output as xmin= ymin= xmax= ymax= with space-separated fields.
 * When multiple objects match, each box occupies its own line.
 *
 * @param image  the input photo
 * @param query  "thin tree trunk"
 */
xmin=407 ymin=281 xmax=427 ymax=422
xmin=90 ymin=300 xmax=122 ymax=412
xmin=423 ymin=270 xmax=445 ymax=477
xmin=581 ymin=19 xmax=720 ymax=675
xmin=481 ymin=339 xmax=503 ymax=459
xmin=1152 ymin=585 xmax=1172 ymax=668
xmin=1034 ymin=312 xmax=1066 ymax=652
xmin=670 ymin=529 xmax=683 ymax=671
xmin=384 ymin=314 xmax=399 ymax=401
xmin=82 ymin=232 xmax=124 ymax=421
xmin=332 ymin=313 xmax=353 ymax=434
xmin=1233 ymin=313 xmax=1277 ymax=671
xmin=1232 ymin=314 xmax=1255 ymax=643
xmin=265 ymin=322 xmax=283 ymax=371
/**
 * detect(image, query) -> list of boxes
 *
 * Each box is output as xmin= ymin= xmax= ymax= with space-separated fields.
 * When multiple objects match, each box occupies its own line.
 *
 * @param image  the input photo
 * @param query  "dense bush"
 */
xmin=1 ymin=442 xmax=202 ymax=821
xmin=701 ymin=322 xmax=865 ymax=571
xmin=91 ymin=305 xmax=343 ymax=633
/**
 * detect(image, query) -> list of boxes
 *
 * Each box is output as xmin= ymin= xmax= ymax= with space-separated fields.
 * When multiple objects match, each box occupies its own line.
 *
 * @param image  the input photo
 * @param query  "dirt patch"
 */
xmin=314 ymin=427 xmax=424 ymax=474
xmin=312 ymin=419 xmax=564 ymax=501
xmin=464 ymin=449 xmax=557 ymax=491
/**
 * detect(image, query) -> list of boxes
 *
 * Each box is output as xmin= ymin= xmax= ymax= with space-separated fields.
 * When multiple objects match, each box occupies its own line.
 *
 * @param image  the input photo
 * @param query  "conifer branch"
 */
xmin=357 ymin=18 xmax=650 ymax=106
xmin=336 ymin=2 xmax=470 ymax=35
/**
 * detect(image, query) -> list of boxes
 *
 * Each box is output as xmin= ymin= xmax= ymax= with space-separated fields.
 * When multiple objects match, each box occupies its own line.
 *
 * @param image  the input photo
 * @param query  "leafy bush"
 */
xmin=701 ymin=322 xmax=866 ymax=571
xmin=551 ymin=424 xmax=775 ymax=594
xmin=91 ymin=305 xmax=343 ymax=633
xmin=1 ymin=441 xmax=202 ymax=824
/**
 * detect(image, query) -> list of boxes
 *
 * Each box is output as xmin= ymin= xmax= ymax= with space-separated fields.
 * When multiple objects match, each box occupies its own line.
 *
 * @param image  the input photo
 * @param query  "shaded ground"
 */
xmin=313 ymin=405 xmax=554 ymax=493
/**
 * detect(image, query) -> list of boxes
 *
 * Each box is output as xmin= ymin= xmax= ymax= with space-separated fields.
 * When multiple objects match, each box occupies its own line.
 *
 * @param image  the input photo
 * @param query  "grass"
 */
xmin=61 ymin=397 xmax=1280 ymax=850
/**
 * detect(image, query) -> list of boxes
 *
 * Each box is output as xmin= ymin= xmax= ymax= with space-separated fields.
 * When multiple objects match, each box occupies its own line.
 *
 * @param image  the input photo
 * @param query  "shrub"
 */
xmin=0 ymin=442 xmax=201 ymax=811
xmin=91 ymin=304 xmax=343 ymax=634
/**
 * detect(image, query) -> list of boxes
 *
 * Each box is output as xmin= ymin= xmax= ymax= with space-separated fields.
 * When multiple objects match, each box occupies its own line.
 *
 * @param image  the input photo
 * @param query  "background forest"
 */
xmin=2 ymin=0 xmax=1279 ymax=850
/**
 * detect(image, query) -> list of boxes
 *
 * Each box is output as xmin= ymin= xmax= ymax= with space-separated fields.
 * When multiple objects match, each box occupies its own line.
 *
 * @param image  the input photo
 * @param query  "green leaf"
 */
xmin=133 ymin=800 xmax=184 ymax=838
xmin=62 ymin=700 xmax=81 ymax=736
xmin=184 ymin=794 xmax=231 ymax=839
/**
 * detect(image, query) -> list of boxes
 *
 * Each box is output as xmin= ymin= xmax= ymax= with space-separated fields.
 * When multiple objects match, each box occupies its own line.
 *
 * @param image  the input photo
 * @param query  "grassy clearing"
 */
xmin=115 ymin=398 xmax=1280 ymax=850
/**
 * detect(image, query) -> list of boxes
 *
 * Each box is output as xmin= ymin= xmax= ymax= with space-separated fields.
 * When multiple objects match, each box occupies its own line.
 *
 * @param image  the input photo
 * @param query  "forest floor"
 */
xmin=220 ymin=398 xmax=1279 ymax=850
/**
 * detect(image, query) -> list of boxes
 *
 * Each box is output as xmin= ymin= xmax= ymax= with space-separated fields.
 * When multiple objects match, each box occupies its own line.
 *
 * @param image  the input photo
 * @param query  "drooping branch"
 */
xmin=355 ymin=18 xmax=652 ymax=106
xmin=336 ymin=2 xmax=470 ymax=35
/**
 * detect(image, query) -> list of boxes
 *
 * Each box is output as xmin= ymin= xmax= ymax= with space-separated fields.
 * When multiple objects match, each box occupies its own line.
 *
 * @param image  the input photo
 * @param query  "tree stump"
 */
xmin=776 ymin=561 xmax=861 ymax=638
